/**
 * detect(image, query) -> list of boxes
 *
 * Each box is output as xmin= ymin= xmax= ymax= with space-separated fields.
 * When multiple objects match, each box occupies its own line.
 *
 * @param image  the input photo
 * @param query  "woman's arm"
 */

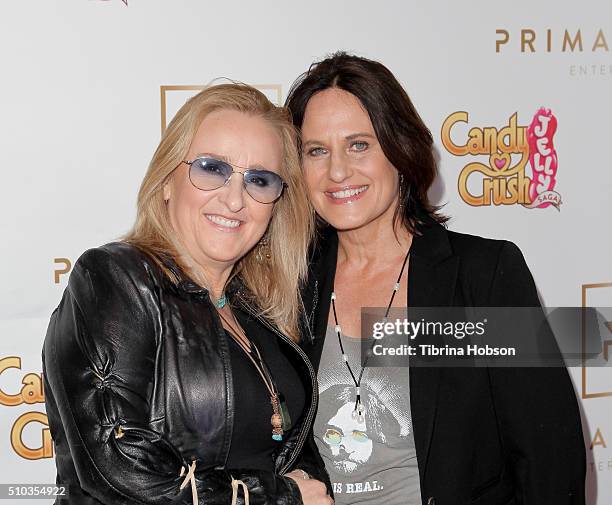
xmin=289 ymin=431 xmax=333 ymax=496
xmin=486 ymin=241 xmax=586 ymax=505
xmin=43 ymin=246 xmax=303 ymax=505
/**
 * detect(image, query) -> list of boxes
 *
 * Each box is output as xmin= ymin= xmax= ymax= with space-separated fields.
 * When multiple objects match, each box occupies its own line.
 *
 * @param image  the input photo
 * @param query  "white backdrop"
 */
xmin=0 ymin=0 xmax=610 ymax=503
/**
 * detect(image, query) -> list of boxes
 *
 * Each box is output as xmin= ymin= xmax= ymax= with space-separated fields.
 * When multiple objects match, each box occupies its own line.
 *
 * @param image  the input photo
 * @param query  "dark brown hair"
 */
xmin=285 ymin=51 xmax=447 ymax=233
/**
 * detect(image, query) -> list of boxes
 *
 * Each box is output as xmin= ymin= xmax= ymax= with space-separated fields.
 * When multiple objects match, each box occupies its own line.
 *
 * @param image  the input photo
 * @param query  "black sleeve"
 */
xmin=43 ymin=247 xmax=303 ymax=505
xmin=291 ymin=337 xmax=333 ymax=497
xmin=292 ymin=430 xmax=333 ymax=496
xmin=486 ymin=242 xmax=586 ymax=505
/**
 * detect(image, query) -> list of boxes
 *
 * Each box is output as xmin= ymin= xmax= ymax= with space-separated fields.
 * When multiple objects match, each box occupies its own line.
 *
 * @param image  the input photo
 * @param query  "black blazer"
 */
xmin=299 ymin=217 xmax=586 ymax=505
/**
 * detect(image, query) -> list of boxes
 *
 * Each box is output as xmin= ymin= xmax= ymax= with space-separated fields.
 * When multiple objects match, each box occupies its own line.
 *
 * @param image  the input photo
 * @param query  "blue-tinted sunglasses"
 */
xmin=182 ymin=156 xmax=287 ymax=204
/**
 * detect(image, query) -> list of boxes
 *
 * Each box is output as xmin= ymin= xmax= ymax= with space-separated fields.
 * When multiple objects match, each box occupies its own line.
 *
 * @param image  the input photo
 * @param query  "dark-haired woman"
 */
xmin=286 ymin=53 xmax=585 ymax=505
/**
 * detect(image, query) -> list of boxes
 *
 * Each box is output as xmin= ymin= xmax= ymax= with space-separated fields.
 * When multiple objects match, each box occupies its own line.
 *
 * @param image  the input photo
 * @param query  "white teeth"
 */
xmin=206 ymin=215 xmax=241 ymax=228
xmin=330 ymin=186 xmax=368 ymax=199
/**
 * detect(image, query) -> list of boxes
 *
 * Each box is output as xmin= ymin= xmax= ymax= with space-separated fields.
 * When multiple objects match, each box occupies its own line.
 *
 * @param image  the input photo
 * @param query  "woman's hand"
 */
xmin=285 ymin=470 xmax=334 ymax=505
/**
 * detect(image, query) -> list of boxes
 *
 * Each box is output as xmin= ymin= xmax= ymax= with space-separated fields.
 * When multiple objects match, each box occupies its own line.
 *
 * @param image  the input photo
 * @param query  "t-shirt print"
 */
xmin=313 ymin=327 xmax=422 ymax=505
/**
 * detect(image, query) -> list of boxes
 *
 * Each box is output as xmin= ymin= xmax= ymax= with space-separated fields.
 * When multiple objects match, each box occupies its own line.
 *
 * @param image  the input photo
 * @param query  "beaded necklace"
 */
xmin=330 ymin=249 xmax=411 ymax=422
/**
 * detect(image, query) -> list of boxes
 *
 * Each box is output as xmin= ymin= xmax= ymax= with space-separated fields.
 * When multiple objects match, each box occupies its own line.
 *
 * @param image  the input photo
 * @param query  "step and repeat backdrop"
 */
xmin=0 ymin=0 xmax=610 ymax=503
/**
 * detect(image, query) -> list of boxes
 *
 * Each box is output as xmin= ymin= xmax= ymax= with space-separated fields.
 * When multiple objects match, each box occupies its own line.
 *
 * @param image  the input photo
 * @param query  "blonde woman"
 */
xmin=43 ymin=84 xmax=332 ymax=505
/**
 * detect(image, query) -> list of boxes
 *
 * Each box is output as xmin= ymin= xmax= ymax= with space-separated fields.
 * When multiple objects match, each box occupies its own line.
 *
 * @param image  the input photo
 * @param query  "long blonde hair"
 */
xmin=124 ymin=83 xmax=314 ymax=341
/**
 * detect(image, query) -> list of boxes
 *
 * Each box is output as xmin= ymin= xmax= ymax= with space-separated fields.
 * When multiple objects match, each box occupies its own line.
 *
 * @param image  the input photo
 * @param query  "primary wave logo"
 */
xmin=441 ymin=109 xmax=562 ymax=210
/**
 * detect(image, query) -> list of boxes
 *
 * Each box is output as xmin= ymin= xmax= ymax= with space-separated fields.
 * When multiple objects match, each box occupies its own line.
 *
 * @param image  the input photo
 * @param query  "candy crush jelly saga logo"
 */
xmin=441 ymin=109 xmax=562 ymax=210
xmin=0 ymin=357 xmax=52 ymax=460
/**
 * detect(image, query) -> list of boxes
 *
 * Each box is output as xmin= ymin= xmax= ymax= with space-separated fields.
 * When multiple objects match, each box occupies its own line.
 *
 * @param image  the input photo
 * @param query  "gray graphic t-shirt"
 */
xmin=314 ymin=327 xmax=422 ymax=505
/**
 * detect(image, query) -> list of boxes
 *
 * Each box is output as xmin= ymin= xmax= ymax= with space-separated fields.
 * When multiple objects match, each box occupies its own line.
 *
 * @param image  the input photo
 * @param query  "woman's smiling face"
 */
xmin=163 ymin=109 xmax=282 ymax=273
xmin=300 ymin=87 xmax=400 ymax=232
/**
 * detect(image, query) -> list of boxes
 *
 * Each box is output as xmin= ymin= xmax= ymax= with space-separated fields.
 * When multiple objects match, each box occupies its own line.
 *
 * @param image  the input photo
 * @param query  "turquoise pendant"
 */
xmin=214 ymin=294 xmax=227 ymax=308
xmin=272 ymin=434 xmax=283 ymax=441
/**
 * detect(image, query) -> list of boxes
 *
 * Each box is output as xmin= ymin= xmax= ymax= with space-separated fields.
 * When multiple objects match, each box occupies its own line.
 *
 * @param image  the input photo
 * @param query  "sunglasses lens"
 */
xmin=351 ymin=430 xmax=369 ymax=443
xmin=188 ymin=158 xmax=286 ymax=203
xmin=243 ymin=169 xmax=285 ymax=203
xmin=189 ymin=158 xmax=231 ymax=190
xmin=324 ymin=429 xmax=342 ymax=446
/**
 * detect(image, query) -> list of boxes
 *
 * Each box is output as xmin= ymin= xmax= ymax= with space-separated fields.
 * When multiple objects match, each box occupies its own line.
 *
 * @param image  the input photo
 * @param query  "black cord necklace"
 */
xmin=331 ymin=248 xmax=411 ymax=422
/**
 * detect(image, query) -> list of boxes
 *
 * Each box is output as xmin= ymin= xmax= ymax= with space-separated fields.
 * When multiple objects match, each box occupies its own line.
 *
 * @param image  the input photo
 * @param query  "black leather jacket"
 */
xmin=43 ymin=242 xmax=327 ymax=504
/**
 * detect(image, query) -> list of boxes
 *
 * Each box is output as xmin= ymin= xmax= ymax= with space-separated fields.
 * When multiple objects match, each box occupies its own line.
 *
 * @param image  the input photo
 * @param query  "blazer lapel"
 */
xmin=301 ymin=228 xmax=338 ymax=371
xmin=408 ymin=219 xmax=459 ymax=481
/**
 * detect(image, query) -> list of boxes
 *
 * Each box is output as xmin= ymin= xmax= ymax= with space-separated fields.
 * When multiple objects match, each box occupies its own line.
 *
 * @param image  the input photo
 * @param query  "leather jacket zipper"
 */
xmin=235 ymin=298 xmax=318 ymax=476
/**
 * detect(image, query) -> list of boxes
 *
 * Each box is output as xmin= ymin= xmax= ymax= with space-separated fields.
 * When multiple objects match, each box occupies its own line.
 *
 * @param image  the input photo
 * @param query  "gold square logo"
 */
xmin=582 ymin=282 xmax=612 ymax=399
xmin=160 ymin=84 xmax=283 ymax=134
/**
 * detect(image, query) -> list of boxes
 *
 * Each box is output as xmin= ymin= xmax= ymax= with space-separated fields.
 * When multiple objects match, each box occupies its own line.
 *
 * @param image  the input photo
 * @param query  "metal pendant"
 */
xmin=351 ymin=391 xmax=365 ymax=423
xmin=271 ymin=394 xmax=284 ymax=441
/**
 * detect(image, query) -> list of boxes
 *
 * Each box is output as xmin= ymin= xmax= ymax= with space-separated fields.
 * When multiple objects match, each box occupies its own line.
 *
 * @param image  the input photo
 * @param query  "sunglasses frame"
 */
xmin=182 ymin=156 xmax=288 ymax=204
